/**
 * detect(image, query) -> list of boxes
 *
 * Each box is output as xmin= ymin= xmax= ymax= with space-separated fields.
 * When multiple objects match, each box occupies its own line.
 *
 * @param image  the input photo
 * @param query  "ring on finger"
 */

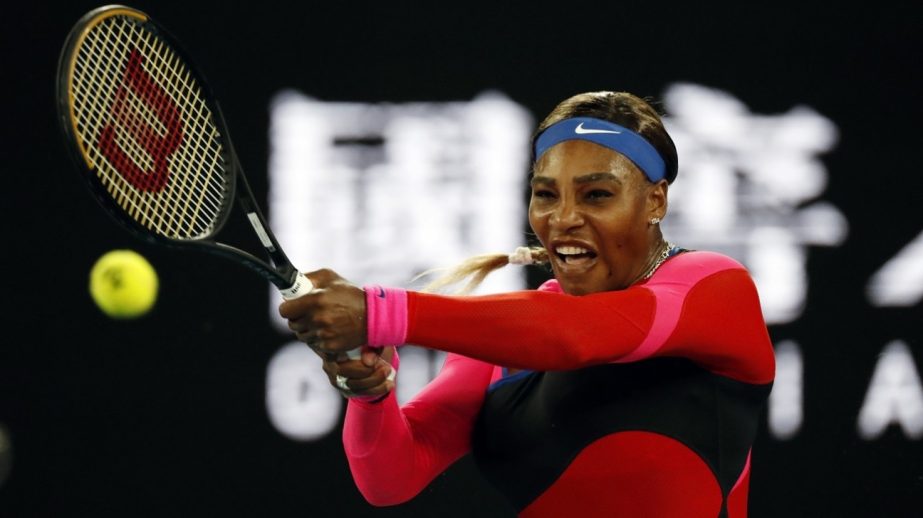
xmin=335 ymin=374 xmax=351 ymax=392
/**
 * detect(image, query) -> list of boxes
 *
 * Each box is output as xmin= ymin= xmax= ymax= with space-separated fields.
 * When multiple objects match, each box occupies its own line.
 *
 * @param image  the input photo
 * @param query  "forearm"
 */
xmin=406 ymin=290 xmax=655 ymax=370
xmin=365 ymin=252 xmax=774 ymax=380
xmin=342 ymin=352 xmax=495 ymax=505
xmin=344 ymin=395 xmax=450 ymax=505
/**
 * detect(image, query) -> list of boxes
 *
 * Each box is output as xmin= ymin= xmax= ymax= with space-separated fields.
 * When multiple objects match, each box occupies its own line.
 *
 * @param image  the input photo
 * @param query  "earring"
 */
xmin=649 ymin=217 xmax=661 ymax=225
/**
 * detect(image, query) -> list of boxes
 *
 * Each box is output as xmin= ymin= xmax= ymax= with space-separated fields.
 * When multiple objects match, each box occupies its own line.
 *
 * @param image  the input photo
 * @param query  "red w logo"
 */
xmin=98 ymin=48 xmax=184 ymax=192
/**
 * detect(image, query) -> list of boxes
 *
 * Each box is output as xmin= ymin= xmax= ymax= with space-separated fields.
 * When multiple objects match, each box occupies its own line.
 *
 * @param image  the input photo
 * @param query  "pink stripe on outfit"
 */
xmin=616 ymin=252 xmax=744 ymax=363
xmin=732 ymin=450 xmax=752 ymax=494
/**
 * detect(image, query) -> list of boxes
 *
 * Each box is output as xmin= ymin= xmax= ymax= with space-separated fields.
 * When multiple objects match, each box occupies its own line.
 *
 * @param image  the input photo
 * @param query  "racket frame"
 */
xmin=56 ymin=4 xmax=305 ymax=294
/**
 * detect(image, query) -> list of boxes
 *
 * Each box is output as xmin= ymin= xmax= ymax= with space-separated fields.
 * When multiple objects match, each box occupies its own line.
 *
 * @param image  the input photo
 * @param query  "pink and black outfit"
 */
xmin=346 ymin=250 xmax=775 ymax=517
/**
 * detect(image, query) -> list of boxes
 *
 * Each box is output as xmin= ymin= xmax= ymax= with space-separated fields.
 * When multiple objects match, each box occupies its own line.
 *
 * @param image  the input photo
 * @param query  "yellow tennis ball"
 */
xmin=89 ymin=249 xmax=159 ymax=319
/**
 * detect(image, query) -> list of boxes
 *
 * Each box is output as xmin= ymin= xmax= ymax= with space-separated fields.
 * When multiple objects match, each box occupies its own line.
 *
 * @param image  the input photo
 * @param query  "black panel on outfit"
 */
xmin=471 ymin=357 xmax=773 ymax=512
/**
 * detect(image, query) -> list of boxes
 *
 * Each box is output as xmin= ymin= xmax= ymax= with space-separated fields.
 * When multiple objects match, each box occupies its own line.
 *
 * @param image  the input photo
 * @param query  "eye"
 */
xmin=532 ymin=188 xmax=556 ymax=199
xmin=586 ymin=189 xmax=613 ymax=200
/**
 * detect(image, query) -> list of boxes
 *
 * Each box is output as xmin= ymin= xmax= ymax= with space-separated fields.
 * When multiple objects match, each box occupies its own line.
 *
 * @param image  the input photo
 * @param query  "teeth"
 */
xmin=556 ymin=246 xmax=589 ymax=255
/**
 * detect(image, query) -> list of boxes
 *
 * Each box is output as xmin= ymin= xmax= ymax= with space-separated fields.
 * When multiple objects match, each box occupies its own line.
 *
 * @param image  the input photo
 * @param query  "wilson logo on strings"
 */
xmin=98 ymin=48 xmax=184 ymax=192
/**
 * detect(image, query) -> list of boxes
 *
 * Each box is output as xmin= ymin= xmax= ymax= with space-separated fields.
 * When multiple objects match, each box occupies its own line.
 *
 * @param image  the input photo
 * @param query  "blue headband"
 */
xmin=533 ymin=117 xmax=667 ymax=183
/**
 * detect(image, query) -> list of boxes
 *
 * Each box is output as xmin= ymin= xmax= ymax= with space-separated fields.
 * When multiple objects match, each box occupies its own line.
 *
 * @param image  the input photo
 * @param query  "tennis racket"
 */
xmin=56 ymin=4 xmax=359 ymax=360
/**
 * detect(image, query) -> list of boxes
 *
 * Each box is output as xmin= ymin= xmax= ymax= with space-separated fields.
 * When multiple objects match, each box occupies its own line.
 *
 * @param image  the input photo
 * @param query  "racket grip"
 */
xmin=280 ymin=272 xmax=315 ymax=300
xmin=281 ymin=272 xmax=362 ymax=361
xmin=325 ymin=348 xmax=363 ymax=361
xmin=339 ymin=349 xmax=363 ymax=361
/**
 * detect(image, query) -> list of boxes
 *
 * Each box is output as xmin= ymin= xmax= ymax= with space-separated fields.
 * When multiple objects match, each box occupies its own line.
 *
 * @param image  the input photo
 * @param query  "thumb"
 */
xmin=361 ymin=346 xmax=382 ymax=367
xmin=304 ymin=268 xmax=341 ymax=290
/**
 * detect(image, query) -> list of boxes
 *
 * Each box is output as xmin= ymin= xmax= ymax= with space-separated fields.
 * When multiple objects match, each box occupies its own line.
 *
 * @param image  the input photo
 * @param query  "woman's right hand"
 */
xmin=314 ymin=346 xmax=396 ymax=400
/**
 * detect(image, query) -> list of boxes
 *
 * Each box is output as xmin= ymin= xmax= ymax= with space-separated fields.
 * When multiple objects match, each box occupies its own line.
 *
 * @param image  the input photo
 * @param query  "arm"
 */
xmin=398 ymin=252 xmax=773 ymax=384
xmin=405 ymin=287 xmax=654 ymax=371
xmin=343 ymin=351 xmax=497 ymax=506
xmin=652 ymin=266 xmax=775 ymax=383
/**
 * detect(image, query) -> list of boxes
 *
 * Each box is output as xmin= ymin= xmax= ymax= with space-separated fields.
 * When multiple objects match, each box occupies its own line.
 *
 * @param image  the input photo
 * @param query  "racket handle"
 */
xmin=281 ymin=272 xmax=362 ymax=361
xmin=333 ymin=349 xmax=363 ymax=361
xmin=280 ymin=272 xmax=315 ymax=300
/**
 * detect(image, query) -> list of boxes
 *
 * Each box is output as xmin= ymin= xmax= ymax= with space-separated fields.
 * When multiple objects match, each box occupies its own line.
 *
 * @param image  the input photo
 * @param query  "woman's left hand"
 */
xmin=279 ymin=268 xmax=367 ymax=356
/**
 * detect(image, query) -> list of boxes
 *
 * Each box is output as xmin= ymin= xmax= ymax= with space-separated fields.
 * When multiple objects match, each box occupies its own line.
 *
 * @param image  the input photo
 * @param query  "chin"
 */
xmin=557 ymin=279 xmax=600 ymax=296
xmin=556 ymin=273 xmax=625 ymax=295
xmin=551 ymin=259 xmax=622 ymax=295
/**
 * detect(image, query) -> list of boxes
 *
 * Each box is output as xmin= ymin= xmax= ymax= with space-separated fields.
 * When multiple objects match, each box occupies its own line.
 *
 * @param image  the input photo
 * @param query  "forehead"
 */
xmin=534 ymin=140 xmax=642 ymax=182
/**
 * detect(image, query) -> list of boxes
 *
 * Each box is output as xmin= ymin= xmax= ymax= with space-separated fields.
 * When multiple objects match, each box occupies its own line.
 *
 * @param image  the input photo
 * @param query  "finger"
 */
xmin=370 ymin=368 xmax=397 ymax=396
xmin=343 ymin=363 xmax=394 ymax=392
xmin=279 ymin=296 xmax=316 ymax=320
xmin=315 ymin=338 xmax=359 ymax=356
xmin=287 ymin=319 xmax=304 ymax=335
xmin=297 ymin=333 xmax=326 ymax=350
xmin=361 ymin=346 xmax=382 ymax=367
xmin=330 ymin=350 xmax=362 ymax=363
xmin=306 ymin=343 xmax=337 ymax=367
xmin=348 ymin=374 xmax=395 ymax=398
xmin=292 ymin=328 xmax=322 ymax=348
xmin=331 ymin=362 xmax=393 ymax=393
xmin=334 ymin=360 xmax=377 ymax=378
xmin=321 ymin=358 xmax=338 ymax=378
xmin=304 ymin=268 xmax=340 ymax=290
xmin=287 ymin=317 xmax=313 ymax=334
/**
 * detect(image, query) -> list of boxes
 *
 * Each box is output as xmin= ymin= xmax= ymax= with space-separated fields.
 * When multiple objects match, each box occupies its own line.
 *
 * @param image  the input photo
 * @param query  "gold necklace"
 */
xmin=641 ymin=241 xmax=676 ymax=280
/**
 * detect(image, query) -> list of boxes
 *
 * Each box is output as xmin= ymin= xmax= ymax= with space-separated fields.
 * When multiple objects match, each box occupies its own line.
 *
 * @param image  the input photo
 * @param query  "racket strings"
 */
xmin=109 ymin=19 xmax=225 ymax=231
xmin=112 ymin=20 xmax=225 ymax=236
xmin=75 ymin=23 xmax=192 ymax=229
xmin=136 ymin=30 xmax=210 ymax=226
xmin=70 ymin=14 xmax=229 ymax=240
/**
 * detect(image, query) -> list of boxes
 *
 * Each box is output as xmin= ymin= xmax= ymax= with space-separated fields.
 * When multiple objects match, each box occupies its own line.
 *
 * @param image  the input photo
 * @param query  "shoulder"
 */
xmin=654 ymin=249 xmax=750 ymax=282
xmin=643 ymin=250 xmax=755 ymax=294
xmin=670 ymin=249 xmax=747 ymax=270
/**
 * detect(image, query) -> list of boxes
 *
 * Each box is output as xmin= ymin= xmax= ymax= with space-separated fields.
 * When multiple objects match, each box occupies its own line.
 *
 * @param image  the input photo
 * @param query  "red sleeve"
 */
xmin=342 ymin=352 xmax=498 ymax=505
xmin=405 ymin=251 xmax=774 ymax=384
xmin=407 ymin=287 xmax=655 ymax=370
xmin=657 ymin=268 xmax=775 ymax=383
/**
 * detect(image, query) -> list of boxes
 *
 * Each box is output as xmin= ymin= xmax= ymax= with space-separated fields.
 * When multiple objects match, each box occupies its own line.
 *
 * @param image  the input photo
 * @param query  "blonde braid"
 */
xmin=416 ymin=246 xmax=550 ymax=294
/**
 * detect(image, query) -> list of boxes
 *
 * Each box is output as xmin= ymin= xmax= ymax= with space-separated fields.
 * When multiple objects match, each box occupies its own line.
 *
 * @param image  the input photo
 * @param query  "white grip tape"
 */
xmin=280 ymin=272 xmax=315 ymax=300
xmin=339 ymin=348 xmax=362 ymax=361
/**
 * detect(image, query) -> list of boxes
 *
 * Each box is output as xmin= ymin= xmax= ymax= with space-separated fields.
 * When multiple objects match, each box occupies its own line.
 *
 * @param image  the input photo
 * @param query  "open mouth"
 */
xmin=555 ymin=246 xmax=598 ymax=265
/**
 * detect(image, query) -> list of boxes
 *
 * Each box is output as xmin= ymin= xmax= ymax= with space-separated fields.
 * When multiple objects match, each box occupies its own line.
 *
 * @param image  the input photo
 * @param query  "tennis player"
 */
xmin=280 ymin=91 xmax=776 ymax=517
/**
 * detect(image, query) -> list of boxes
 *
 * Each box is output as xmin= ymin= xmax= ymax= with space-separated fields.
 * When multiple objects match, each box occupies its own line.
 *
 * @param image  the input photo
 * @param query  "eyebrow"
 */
xmin=575 ymin=172 xmax=621 ymax=184
xmin=530 ymin=172 xmax=621 ymax=186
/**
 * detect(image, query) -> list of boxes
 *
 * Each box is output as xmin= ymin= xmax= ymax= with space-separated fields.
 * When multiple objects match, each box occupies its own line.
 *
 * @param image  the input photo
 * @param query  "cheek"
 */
xmin=528 ymin=208 xmax=544 ymax=237
xmin=599 ymin=219 xmax=637 ymax=253
xmin=606 ymin=200 xmax=648 ymax=243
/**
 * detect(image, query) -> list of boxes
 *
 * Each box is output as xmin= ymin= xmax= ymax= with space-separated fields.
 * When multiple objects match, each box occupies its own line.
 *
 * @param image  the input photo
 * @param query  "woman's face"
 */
xmin=528 ymin=140 xmax=666 ymax=295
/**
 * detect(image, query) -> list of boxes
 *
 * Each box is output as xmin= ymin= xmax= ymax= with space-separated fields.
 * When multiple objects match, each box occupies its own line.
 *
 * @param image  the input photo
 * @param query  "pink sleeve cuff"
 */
xmin=364 ymin=285 xmax=409 ymax=347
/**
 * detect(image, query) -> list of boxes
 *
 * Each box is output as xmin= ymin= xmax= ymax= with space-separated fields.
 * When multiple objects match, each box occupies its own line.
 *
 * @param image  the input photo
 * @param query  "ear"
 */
xmin=646 ymin=179 xmax=668 ymax=221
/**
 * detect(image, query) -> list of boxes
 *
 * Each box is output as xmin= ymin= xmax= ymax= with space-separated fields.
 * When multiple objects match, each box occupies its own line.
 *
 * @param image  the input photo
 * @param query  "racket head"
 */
xmin=56 ymin=5 xmax=237 ymax=249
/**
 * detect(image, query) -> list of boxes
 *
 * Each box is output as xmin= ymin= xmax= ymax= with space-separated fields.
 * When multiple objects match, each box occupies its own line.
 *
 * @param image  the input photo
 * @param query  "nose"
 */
xmin=549 ymin=198 xmax=584 ymax=230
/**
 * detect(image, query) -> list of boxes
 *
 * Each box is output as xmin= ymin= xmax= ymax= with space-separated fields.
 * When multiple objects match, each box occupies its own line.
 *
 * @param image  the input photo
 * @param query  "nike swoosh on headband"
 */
xmin=534 ymin=117 xmax=667 ymax=182
xmin=574 ymin=122 xmax=621 ymax=135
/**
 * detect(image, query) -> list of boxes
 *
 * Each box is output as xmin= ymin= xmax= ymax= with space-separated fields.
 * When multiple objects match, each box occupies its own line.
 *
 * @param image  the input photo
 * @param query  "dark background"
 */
xmin=2 ymin=1 xmax=921 ymax=516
